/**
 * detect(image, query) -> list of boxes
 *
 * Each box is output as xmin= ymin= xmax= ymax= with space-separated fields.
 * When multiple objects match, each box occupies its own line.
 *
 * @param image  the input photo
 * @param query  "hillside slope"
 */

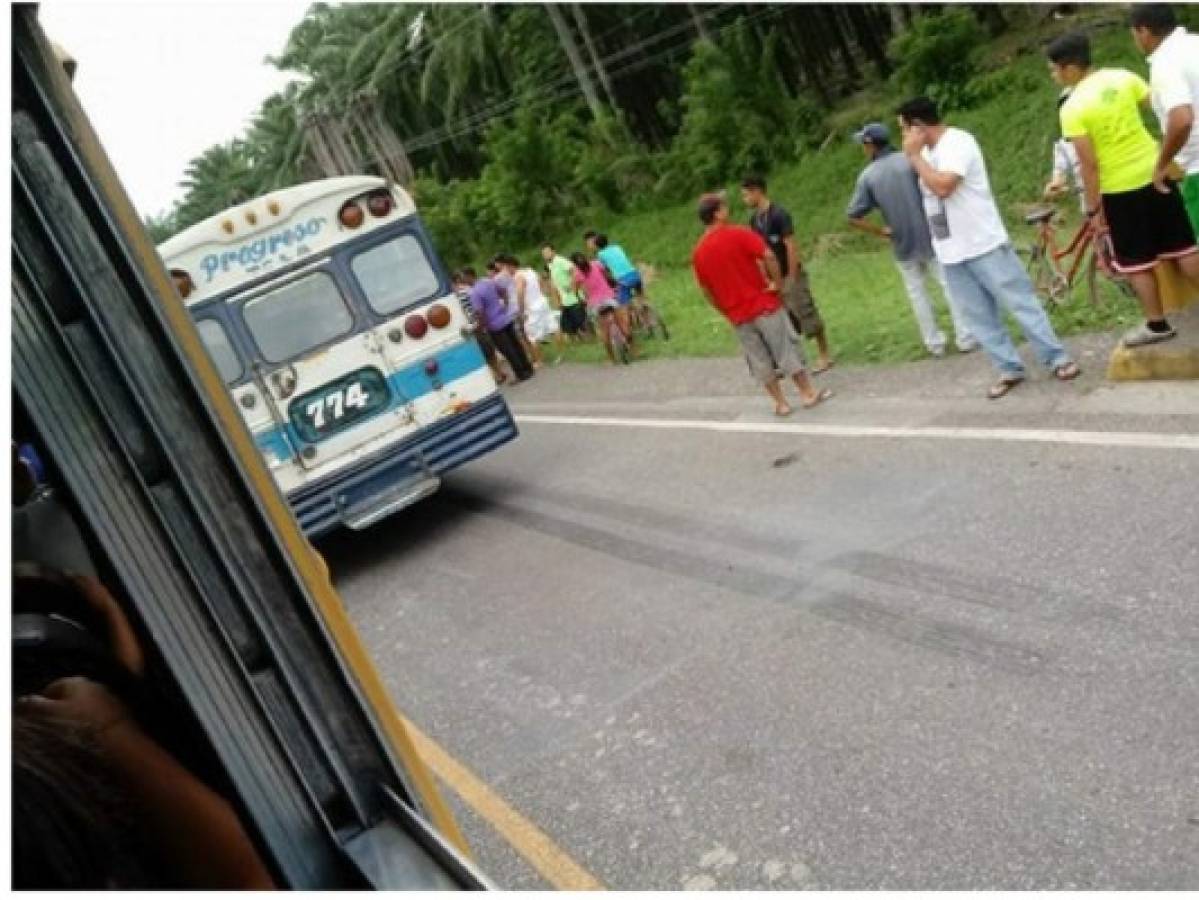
xmin=535 ymin=16 xmax=1171 ymax=366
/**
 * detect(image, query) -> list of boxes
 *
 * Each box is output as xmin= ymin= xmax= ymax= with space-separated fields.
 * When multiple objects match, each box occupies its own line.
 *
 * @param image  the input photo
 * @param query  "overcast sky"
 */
xmin=38 ymin=1 xmax=311 ymax=218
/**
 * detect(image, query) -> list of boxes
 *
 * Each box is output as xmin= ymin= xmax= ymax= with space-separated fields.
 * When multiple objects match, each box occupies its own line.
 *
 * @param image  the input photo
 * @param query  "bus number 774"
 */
xmin=305 ymin=382 xmax=370 ymax=430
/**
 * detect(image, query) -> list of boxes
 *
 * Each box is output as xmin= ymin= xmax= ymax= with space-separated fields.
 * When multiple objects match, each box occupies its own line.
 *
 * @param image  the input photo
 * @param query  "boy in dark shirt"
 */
xmin=741 ymin=175 xmax=834 ymax=372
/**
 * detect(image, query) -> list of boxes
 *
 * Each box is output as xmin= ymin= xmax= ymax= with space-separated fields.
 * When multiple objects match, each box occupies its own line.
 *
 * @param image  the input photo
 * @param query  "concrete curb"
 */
xmin=1107 ymin=268 xmax=1199 ymax=381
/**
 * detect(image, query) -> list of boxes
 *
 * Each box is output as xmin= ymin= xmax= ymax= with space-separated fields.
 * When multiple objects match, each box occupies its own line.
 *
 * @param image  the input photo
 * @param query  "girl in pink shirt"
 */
xmin=571 ymin=252 xmax=634 ymax=363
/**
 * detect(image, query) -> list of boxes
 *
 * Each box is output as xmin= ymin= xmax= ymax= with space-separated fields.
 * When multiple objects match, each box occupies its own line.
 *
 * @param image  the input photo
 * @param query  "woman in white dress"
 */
xmin=498 ymin=254 xmax=562 ymax=365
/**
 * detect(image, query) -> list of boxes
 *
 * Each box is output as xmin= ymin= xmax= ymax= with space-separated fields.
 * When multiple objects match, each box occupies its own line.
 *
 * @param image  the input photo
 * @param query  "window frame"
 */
xmin=347 ymin=230 xmax=446 ymax=318
xmin=194 ymin=315 xmax=246 ymax=385
xmin=238 ymin=266 xmax=357 ymax=365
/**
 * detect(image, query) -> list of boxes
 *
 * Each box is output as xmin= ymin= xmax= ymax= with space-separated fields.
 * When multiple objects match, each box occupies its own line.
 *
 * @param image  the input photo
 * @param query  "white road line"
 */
xmin=515 ymin=413 xmax=1199 ymax=451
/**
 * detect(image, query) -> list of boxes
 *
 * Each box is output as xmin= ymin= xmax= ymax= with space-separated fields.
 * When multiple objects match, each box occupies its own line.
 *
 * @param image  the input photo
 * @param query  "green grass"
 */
xmin=545 ymin=249 xmax=1141 ymax=366
xmin=530 ymin=15 xmax=1154 ymax=367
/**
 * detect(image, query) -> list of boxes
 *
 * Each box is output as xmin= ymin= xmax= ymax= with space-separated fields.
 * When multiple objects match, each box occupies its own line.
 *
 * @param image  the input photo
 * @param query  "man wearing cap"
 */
xmin=692 ymin=193 xmax=832 ymax=416
xmin=847 ymin=122 xmax=977 ymax=357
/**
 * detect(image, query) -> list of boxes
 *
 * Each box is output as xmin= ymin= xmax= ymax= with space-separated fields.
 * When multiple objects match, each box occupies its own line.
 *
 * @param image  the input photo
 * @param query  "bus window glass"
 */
xmin=196 ymin=318 xmax=244 ymax=384
xmin=352 ymin=235 xmax=440 ymax=316
xmin=242 ymin=273 xmax=353 ymax=363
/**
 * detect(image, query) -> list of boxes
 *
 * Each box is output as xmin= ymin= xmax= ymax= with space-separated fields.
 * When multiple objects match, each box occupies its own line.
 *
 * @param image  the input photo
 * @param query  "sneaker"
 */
xmin=1121 ymin=322 xmax=1177 ymax=348
xmin=957 ymin=339 xmax=980 ymax=353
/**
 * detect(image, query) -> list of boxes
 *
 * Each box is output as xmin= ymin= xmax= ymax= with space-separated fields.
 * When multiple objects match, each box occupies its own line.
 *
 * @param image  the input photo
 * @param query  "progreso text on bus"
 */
xmin=158 ymin=175 xmax=518 ymax=537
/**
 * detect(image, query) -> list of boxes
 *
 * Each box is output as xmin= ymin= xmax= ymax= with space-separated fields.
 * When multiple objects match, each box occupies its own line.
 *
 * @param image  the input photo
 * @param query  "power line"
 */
xmin=405 ymin=4 xmax=782 ymax=155
xmin=403 ymin=3 xmax=740 ymax=153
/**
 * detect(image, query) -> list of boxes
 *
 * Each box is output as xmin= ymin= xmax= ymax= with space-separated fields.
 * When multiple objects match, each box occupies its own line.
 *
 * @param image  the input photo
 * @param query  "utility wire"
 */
xmin=403 ymin=3 xmax=741 ymax=152
xmin=405 ymin=4 xmax=781 ymax=154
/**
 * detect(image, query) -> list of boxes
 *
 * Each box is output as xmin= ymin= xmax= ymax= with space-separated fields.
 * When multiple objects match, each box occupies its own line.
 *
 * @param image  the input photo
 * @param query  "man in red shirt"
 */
xmin=693 ymin=193 xmax=833 ymax=415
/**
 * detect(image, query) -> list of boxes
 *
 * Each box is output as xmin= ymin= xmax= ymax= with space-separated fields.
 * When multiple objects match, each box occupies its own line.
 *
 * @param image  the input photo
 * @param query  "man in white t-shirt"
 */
xmin=898 ymin=96 xmax=1079 ymax=399
xmin=1130 ymin=3 xmax=1199 ymax=235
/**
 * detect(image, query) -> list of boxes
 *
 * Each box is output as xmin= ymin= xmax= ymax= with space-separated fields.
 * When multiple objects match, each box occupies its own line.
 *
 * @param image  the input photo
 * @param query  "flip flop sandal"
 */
xmin=1054 ymin=362 xmax=1081 ymax=381
xmin=802 ymin=387 xmax=833 ymax=409
xmin=987 ymin=377 xmax=1023 ymax=400
xmin=811 ymin=360 xmax=835 ymax=374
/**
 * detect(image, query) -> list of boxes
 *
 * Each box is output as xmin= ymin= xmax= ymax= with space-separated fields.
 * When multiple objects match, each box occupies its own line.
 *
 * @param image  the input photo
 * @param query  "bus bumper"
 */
xmin=289 ymin=392 xmax=517 ymax=537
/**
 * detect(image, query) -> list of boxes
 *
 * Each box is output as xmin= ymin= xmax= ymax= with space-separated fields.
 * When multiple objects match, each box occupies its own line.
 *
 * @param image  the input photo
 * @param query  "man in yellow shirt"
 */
xmin=1048 ymin=31 xmax=1199 ymax=347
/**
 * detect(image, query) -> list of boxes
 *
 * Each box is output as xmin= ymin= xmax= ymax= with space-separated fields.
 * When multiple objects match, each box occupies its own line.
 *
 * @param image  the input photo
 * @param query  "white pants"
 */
xmin=895 ymin=257 xmax=976 ymax=353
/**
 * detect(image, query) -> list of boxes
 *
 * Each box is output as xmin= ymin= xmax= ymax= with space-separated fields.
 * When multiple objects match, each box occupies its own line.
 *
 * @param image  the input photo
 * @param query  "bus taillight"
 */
xmin=339 ymin=201 xmax=364 ymax=229
xmin=367 ymin=191 xmax=393 ymax=217
xmin=426 ymin=304 xmax=451 ymax=328
xmin=404 ymin=314 xmax=428 ymax=339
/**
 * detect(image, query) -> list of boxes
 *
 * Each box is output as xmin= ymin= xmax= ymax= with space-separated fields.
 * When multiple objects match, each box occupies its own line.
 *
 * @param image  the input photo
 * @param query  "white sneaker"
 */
xmin=1121 ymin=322 xmax=1177 ymax=348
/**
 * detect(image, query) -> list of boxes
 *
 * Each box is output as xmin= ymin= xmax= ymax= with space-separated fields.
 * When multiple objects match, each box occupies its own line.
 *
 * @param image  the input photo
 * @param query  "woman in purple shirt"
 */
xmin=454 ymin=267 xmax=534 ymax=382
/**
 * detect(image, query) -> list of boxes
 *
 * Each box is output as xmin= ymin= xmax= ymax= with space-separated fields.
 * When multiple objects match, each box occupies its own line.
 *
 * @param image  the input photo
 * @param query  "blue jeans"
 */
xmin=943 ymin=243 xmax=1071 ymax=378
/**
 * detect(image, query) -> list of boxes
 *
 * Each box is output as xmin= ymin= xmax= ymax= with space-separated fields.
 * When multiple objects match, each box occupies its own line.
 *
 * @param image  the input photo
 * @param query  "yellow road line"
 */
xmin=399 ymin=715 xmax=606 ymax=891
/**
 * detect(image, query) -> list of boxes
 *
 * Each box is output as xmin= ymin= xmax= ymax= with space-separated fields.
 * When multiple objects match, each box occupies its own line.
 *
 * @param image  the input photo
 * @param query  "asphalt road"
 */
xmin=322 ymin=345 xmax=1199 ymax=890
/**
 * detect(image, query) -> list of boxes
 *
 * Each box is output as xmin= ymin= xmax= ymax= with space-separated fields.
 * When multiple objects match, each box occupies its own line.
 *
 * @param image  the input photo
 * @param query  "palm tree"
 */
xmin=175 ymin=141 xmax=258 ymax=230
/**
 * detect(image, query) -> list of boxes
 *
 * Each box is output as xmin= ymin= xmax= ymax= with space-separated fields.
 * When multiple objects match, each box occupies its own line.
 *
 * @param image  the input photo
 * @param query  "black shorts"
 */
xmin=1102 ymin=181 xmax=1199 ymax=274
xmin=560 ymin=302 xmax=587 ymax=335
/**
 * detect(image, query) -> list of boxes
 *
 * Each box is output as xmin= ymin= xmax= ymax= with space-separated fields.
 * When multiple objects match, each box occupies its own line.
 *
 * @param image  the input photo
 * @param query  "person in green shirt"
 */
xmin=540 ymin=243 xmax=590 ymax=343
xmin=1048 ymin=31 xmax=1199 ymax=347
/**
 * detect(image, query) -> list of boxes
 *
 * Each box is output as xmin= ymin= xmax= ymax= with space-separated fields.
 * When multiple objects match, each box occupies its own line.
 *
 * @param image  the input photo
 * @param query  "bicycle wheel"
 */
xmin=634 ymin=303 xmax=653 ymax=339
xmin=1024 ymin=242 xmax=1051 ymax=301
xmin=652 ymin=307 xmax=670 ymax=341
xmin=1084 ymin=248 xmax=1100 ymax=306
xmin=607 ymin=316 xmax=630 ymax=364
xmin=1047 ymin=271 xmax=1069 ymax=305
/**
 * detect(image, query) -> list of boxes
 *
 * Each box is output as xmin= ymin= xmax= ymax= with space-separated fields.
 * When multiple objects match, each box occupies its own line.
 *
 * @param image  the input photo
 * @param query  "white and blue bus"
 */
xmin=159 ymin=176 xmax=516 ymax=537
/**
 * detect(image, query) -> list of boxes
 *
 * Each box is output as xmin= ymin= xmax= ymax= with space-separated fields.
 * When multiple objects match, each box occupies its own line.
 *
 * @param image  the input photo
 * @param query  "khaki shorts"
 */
xmin=735 ymin=307 xmax=807 ymax=384
xmin=781 ymin=270 xmax=824 ymax=337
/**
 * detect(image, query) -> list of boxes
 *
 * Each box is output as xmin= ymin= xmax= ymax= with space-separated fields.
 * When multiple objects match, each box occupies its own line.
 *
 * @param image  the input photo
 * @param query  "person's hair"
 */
xmin=1129 ymin=4 xmax=1177 ymax=36
xmin=541 ymin=242 xmax=555 ymax=252
xmin=497 ymin=253 xmax=519 ymax=268
xmin=583 ymin=229 xmax=597 ymax=241
xmin=741 ymin=175 xmax=767 ymax=192
xmin=12 ymin=711 xmax=154 ymax=888
xmin=896 ymin=96 xmax=941 ymax=127
xmin=456 ymin=266 xmax=476 ymax=281
xmin=698 ymin=198 xmax=725 ymax=226
xmin=594 ymin=234 xmax=609 ymax=249
xmin=486 ymin=256 xmax=501 ymax=272
xmin=1046 ymin=32 xmax=1091 ymax=68
xmin=570 ymin=251 xmax=591 ymax=274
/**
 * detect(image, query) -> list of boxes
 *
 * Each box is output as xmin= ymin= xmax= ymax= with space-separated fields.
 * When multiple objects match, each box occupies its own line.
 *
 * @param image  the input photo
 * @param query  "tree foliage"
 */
xmin=157 ymin=4 xmax=1019 ymax=258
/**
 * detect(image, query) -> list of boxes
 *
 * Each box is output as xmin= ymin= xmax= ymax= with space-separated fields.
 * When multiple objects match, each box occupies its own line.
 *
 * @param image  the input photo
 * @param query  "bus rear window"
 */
xmin=242 ymin=272 xmax=353 ymax=363
xmin=196 ymin=318 xmax=243 ymax=384
xmin=351 ymin=235 xmax=440 ymax=316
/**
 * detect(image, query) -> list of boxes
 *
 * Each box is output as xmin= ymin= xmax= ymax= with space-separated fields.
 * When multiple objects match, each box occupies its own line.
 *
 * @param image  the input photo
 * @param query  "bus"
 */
xmin=158 ymin=176 xmax=516 ymax=537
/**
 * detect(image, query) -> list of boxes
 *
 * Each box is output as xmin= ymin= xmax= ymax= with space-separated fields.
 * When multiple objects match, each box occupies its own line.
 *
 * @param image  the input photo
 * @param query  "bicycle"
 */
xmin=1021 ymin=205 xmax=1135 ymax=306
xmin=598 ymin=305 xmax=632 ymax=365
xmin=628 ymin=297 xmax=671 ymax=341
